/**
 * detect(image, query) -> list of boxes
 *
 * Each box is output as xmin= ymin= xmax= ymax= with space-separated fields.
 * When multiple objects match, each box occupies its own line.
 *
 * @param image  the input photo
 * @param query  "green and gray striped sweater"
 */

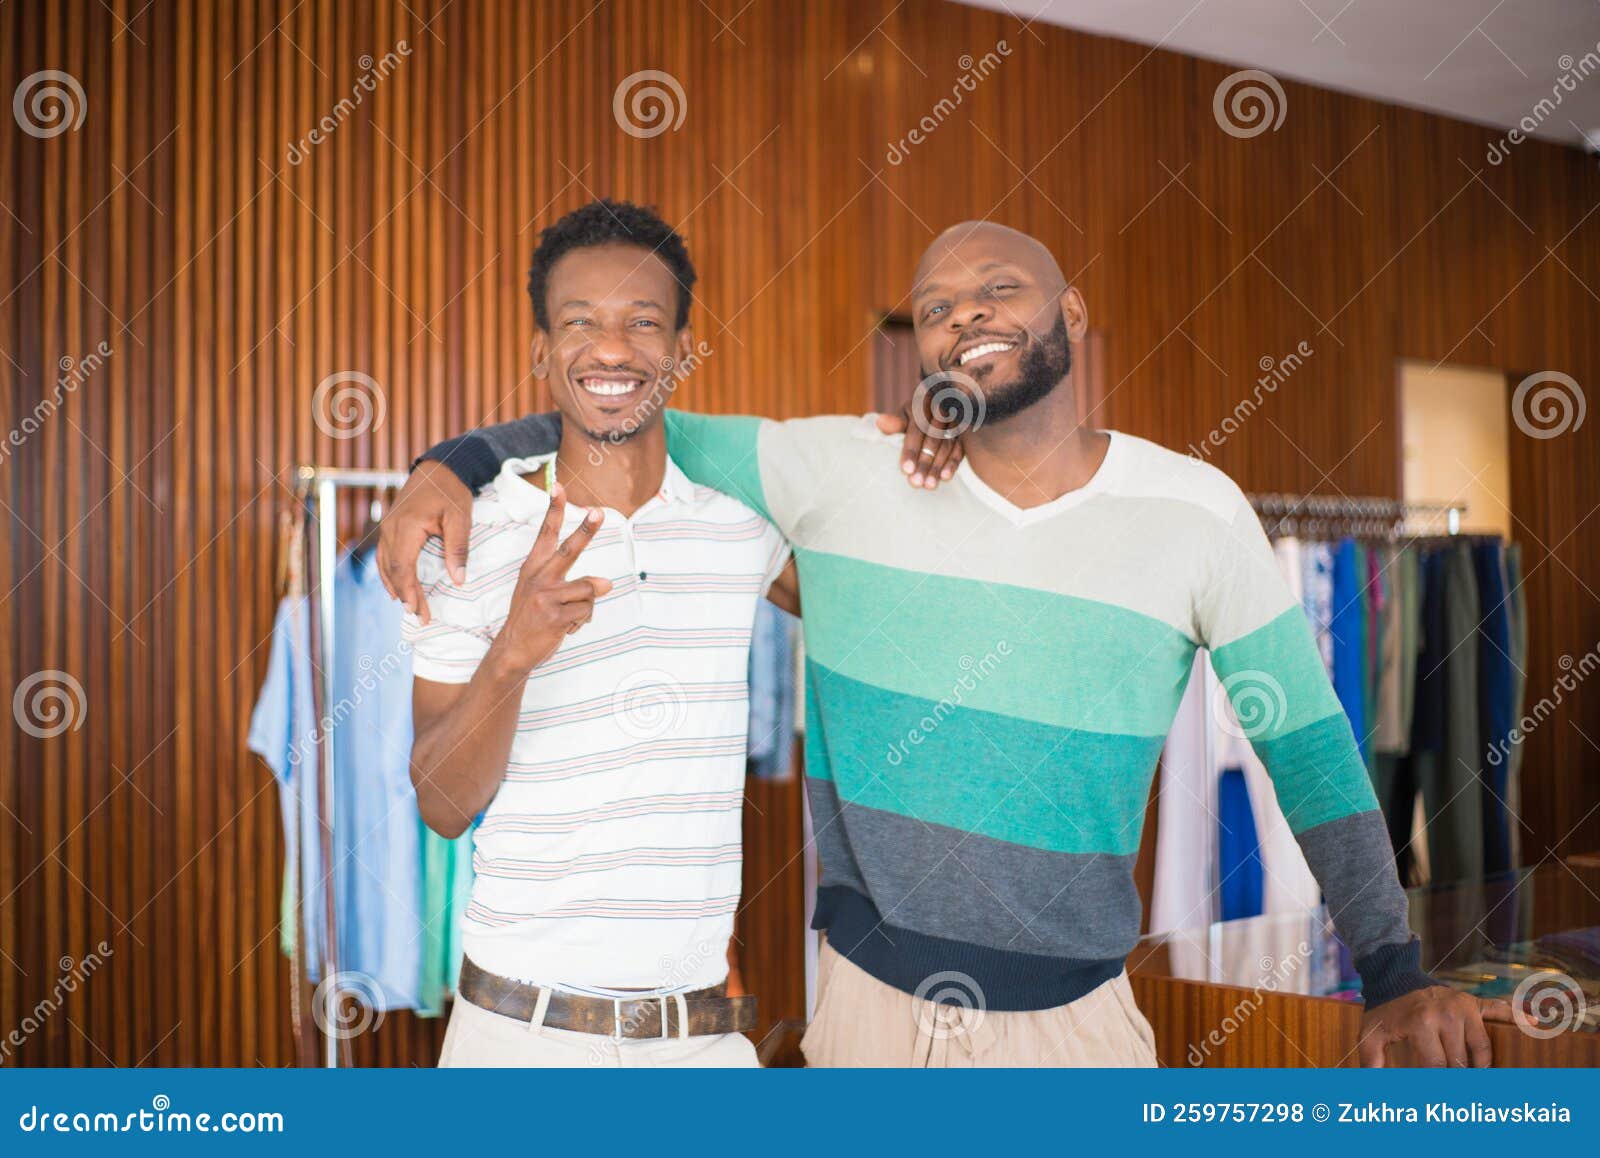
xmin=423 ymin=411 xmax=1432 ymax=1010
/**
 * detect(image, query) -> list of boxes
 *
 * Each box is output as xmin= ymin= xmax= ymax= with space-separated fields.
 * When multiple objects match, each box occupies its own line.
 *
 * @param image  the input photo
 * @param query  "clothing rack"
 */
xmin=292 ymin=465 xmax=408 ymax=1069
xmin=1247 ymin=493 xmax=1465 ymax=540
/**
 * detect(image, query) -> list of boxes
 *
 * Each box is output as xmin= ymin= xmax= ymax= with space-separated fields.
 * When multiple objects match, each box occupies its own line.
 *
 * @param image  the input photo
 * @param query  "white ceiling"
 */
xmin=958 ymin=0 xmax=1600 ymax=150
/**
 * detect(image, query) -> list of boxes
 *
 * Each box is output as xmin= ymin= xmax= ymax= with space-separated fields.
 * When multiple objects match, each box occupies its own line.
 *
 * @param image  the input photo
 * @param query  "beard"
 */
xmin=960 ymin=314 xmax=1072 ymax=426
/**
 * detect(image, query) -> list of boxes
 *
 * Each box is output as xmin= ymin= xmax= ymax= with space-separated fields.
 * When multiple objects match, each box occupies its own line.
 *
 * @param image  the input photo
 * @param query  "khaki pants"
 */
xmin=800 ymin=942 xmax=1158 ymax=1067
xmin=438 ymin=995 xmax=759 ymax=1068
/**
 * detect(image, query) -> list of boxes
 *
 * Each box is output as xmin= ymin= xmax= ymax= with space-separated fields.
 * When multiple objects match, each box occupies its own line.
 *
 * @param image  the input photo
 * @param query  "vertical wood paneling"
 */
xmin=5 ymin=0 xmax=1599 ymax=1066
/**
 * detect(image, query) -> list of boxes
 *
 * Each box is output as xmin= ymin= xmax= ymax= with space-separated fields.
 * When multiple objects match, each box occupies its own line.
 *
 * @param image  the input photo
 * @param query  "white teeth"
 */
xmin=581 ymin=379 xmax=638 ymax=396
xmin=958 ymin=341 xmax=1014 ymax=366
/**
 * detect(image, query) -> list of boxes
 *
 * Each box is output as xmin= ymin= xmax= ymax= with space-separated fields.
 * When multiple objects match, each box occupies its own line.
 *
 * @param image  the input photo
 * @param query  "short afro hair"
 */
xmin=526 ymin=198 xmax=697 ymax=331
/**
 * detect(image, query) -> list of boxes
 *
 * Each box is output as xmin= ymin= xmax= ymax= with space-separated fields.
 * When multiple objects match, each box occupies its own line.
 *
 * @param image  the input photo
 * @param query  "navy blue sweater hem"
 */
xmin=814 ymin=885 xmax=1124 ymax=1012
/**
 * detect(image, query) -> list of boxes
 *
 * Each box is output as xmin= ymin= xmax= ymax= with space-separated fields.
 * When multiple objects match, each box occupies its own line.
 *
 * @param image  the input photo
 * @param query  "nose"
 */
xmin=948 ymin=293 xmax=993 ymax=330
xmin=588 ymin=328 xmax=636 ymax=366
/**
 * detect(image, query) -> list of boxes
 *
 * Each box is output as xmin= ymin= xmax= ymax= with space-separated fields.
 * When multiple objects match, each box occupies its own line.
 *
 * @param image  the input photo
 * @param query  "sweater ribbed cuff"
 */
xmin=413 ymin=433 xmax=503 ymax=496
xmin=1355 ymin=937 xmax=1436 ymax=1008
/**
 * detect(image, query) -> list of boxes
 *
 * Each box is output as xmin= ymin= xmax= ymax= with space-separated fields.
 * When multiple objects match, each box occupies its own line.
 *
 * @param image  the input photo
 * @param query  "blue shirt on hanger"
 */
xmin=248 ymin=547 xmax=424 ymax=1011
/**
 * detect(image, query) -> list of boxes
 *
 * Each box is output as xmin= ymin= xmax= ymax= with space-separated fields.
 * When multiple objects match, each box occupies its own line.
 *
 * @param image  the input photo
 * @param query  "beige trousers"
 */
xmin=438 ymin=995 xmax=759 ymax=1068
xmin=800 ymin=942 xmax=1158 ymax=1067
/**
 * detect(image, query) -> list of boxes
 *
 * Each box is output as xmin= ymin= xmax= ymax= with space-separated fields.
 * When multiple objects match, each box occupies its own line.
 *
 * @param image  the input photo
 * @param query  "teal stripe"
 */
xmin=795 ymin=547 xmax=1198 ymax=736
xmin=663 ymin=411 xmax=771 ymax=521
xmin=807 ymin=661 xmax=1163 ymax=855
xmin=1253 ymin=712 xmax=1379 ymax=832
xmin=1209 ymin=605 xmax=1347 ymax=740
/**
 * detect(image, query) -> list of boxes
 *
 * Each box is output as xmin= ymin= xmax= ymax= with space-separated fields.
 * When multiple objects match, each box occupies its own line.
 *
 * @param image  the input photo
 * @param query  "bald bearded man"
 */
xmin=381 ymin=219 xmax=1508 ymax=1067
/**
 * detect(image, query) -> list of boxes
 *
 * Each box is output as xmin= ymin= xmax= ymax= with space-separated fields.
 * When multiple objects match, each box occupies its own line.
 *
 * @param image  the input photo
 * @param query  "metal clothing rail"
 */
xmin=1246 ymin=492 xmax=1465 ymax=537
xmin=291 ymin=465 xmax=408 ymax=1069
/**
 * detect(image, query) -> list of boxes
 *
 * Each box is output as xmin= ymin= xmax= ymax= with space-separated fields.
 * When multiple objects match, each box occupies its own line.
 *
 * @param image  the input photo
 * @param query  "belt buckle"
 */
xmin=611 ymin=998 xmax=625 ymax=1042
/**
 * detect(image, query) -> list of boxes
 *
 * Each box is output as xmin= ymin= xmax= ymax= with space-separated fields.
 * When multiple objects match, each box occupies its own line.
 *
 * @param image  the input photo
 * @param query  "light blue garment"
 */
xmin=1300 ymin=542 xmax=1335 ymax=676
xmin=746 ymin=600 xmax=797 ymax=780
xmin=248 ymin=547 xmax=424 ymax=1011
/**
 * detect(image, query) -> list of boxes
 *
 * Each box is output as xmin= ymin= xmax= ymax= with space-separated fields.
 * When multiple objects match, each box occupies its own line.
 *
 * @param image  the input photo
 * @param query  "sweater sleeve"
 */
xmin=413 ymin=413 xmax=563 ymax=494
xmin=1197 ymin=499 xmax=1435 ymax=1008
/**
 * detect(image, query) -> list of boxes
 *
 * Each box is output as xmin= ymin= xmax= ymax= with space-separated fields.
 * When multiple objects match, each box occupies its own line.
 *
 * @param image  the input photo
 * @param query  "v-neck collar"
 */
xmin=954 ymin=431 xmax=1122 ymax=527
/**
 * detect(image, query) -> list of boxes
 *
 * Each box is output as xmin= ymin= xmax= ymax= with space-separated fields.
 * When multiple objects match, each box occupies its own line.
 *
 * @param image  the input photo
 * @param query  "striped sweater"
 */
xmin=422 ymin=412 xmax=1433 ymax=1010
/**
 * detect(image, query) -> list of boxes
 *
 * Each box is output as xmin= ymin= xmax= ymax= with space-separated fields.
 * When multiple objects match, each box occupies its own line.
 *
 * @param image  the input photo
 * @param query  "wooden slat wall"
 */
xmin=4 ymin=0 xmax=1597 ymax=1066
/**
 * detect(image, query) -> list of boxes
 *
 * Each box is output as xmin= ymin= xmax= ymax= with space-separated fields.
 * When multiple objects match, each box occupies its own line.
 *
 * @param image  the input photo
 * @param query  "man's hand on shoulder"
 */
xmin=874 ymin=397 xmax=965 ymax=490
xmin=1357 ymin=984 xmax=1513 ymax=1067
xmin=377 ymin=460 xmax=475 ymax=625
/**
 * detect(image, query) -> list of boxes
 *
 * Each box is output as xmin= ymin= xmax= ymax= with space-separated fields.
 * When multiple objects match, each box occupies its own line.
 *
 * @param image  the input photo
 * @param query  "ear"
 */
xmin=668 ymin=326 xmax=695 ymax=375
xmin=1060 ymin=286 xmax=1088 ymax=343
xmin=530 ymin=331 xmax=551 ymax=379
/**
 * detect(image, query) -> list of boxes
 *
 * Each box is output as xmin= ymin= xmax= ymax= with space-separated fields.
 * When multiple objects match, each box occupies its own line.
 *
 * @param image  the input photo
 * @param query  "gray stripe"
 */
xmin=806 ymin=778 xmax=1140 ymax=960
xmin=1294 ymin=809 xmax=1412 ymax=961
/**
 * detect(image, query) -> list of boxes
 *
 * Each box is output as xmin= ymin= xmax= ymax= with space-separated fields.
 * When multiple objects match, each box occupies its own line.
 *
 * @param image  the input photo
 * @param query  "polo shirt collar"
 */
xmin=492 ymin=451 xmax=696 ymax=522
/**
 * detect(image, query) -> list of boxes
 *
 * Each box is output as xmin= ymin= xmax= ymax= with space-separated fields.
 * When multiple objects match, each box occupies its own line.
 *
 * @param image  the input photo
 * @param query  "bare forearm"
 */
xmin=410 ymin=645 xmax=530 ymax=837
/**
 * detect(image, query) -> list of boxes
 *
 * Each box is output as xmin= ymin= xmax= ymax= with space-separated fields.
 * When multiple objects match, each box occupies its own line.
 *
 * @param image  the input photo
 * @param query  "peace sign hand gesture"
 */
xmin=495 ymin=485 xmax=613 ymax=674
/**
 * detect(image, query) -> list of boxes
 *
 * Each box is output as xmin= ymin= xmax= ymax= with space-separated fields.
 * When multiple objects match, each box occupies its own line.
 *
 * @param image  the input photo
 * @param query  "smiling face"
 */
xmin=910 ymin=223 xmax=1085 ymax=426
xmin=531 ymin=241 xmax=693 ymax=443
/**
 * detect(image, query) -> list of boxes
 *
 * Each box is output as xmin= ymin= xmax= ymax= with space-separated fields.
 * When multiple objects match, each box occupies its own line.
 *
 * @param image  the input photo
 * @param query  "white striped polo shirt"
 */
xmin=402 ymin=453 xmax=789 ymax=991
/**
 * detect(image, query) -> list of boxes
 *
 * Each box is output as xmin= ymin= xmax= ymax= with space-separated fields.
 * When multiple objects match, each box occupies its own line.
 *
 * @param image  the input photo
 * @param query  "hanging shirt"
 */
xmin=747 ymin=599 xmax=798 ymax=780
xmin=1330 ymin=539 xmax=1369 ymax=758
xmin=248 ymin=548 xmax=425 ymax=1011
xmin=417 ymin=824 xmax=475 ymax=1016
xmin=1301 ymin=542 xmax=1335 ymax=676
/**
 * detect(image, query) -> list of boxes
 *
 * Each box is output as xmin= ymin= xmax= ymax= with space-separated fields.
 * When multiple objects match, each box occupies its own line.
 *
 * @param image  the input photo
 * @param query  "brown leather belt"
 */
xmin=457 ymin=958 xmax=757 ymax=1039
